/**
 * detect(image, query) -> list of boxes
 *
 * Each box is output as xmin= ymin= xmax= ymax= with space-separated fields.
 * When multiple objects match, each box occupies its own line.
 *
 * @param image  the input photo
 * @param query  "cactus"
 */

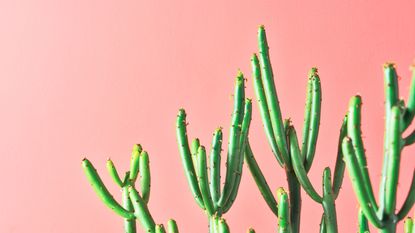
xmin=176 ymin=71 xmax=254 ymax=233
xmin=341 ymin=63 xmax=415 ymax=233
xmin=404 ymin=211 xmax=414 ymax=233
xmin=82 ymin=145 xmax=179 ymax=233
xmin=245 ymin=25 xmax=346 ymax=233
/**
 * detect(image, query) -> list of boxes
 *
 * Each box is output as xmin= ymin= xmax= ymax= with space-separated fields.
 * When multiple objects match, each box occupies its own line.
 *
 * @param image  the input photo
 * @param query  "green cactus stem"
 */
xmin=155 ymin=224 xmax=166 ymax=233
xmin=358 ymin=208 xmax=370 ymax=233
xmin=176 ymin=71 xmax=252 ymax=232
xmin=82 ymin=158 xmax=134 ymax=219
xmin=342 ymin=63 xmax=415 ymax=233
xmin=248 ymin=26 xmax=346 ymax=232
xmin=167 ymin=219 xmax=179 ymax=233
xmin=404 ymin=217 xmax=413 ymax=233
xmin=277 ymin=187 xmax=290 ymax=233
xmin=248 ymin=25 xmax=343 ymax=233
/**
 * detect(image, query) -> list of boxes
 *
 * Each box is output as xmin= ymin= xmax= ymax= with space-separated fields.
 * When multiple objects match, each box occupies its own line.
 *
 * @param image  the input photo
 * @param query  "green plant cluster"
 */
xmin=82 ymin=26 xmax=414 ymax=233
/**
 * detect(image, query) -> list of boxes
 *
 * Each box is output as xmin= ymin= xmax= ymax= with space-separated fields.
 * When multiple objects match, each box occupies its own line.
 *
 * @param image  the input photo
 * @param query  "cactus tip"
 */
xmin=178 ymin=108 xmax=186 ymax=116
xmin=309 ymin=67 xmax=319 ymax=77
xmin=383 ymin=62 xmax=396 ymax=69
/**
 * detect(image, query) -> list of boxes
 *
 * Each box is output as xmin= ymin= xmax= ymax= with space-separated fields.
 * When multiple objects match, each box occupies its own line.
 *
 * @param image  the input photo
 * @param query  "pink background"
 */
xmin=0 ymin=1 xmax=414 ymax=232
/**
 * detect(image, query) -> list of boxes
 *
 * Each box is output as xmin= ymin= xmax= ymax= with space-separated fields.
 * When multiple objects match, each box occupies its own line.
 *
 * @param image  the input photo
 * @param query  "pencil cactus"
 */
xmin=341 ymin=63 xmax=415 ymax=233
xmin=176 ymin=71 xmax=254 ymax=233
xmin=82 ymin=145 xmax=179 ymax=233
xmin=245 ymin=25 xmax=346 ymax=233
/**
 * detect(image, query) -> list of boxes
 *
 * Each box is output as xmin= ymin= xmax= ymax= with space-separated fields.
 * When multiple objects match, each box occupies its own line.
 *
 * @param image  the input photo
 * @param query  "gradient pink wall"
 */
xmin=0 ymin=1 xmax=414 ymax=232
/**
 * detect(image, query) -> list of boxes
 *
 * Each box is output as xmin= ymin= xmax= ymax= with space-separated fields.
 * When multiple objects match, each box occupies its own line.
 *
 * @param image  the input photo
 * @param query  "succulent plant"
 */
xmin=82 ymin=145 xmax=179 ymax=233
xmin=342 ymin=63 xmax=415 ymax=233
xmin=176 ymin=71 xmax=254 ymax=233
xmin=245 ymin=25 xmax=346 ymax=233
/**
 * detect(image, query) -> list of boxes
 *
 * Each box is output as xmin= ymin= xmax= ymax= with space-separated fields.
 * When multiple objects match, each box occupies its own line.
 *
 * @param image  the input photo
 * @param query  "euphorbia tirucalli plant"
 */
xmin=342 ymin=63 xmax=415 ymax=233
xmin=81 ymin=25 xmax=414 ymax=232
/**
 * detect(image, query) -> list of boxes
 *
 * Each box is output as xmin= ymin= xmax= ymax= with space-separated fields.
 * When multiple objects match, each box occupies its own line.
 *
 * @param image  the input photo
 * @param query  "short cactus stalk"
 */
xmin=341 ymin=63 xmax=415 ymax=233
xmin=245 ymin=25 xmax=346 ymax=233
xmin=176 ymin=71 xmax=254 ymax=233
xmin=82 ymin=144 xmax=179 ymax=233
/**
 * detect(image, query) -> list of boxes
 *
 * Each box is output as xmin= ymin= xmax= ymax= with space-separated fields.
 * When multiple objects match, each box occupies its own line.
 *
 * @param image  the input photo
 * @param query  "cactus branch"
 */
xmin=251 ymin=53 xmax=283 ymax=165
xmin=210 ymin=128 xmax=223 ymax=207
xmin=197 ymin=145 xmax=215 ymax=215
xmin=129 ymin=144 xmax=142 ymax=182
xmin=219 ymin=72 xmax=245 ymax=207
xmin=358 ymin=208 xmax=370 ymax=233
xmin=397 ymin=170 xmax=415 ymax=220
xmin=82 ymin=158 xmax=134 ymax=219
xmin=128 ymin=186 xmax=156 ymax=232
xmin=167 ymin=219 xmax=179 ymax=233
xmin=303 ymin=69 xmax=322 ymax=172
xmin=342 ymin=137 xmax=383 ymax=228
xmin=322 ymin=168 xmax=338 ymax=233
xmin=176 ymin=109 xmax=205 ymax=209
xmin=347 ymin=96 xmax=379 ymax=212
xmin=384 ymin=106 xmax=402 ymax=215
xmin=288 ymin=125 xmax=322 ymax=203
xmin=332 ymin=116 xmax=347 ymax=199
xmin=257 ymin=25 xmax=290 ymax=165
xmin=123 ymin=186 xmax=137 ymax=233
xmin=244 ymin=141 xmax=278 ymax=216
xmin=277 ymin=187 xmax=290 ymax=233
xmin=106 ymin=159 xmax=123 ymax=188
xmin=139 ymin=150 xmax=151 ymax=204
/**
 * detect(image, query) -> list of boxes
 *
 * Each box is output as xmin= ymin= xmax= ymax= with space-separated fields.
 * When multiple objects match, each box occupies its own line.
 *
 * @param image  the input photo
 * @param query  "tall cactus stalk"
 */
xmin=245 ymin=25 xmax=346 ymax=233
xmin=82 ymin=145 xmax=179 ymax=233
xmin=342 ymin=63 xmax=415 ymax=233
xmin=176 ymin=71 xmax=254 ymax=233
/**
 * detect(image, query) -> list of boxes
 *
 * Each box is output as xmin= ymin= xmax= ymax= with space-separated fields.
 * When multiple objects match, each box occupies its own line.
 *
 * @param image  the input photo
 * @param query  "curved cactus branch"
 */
xmin=397 ymin=170 xmax=415 ymax=220
xmin=257 ymin=25 xmax=290 ymax=166
xmin=82 ymin=158 xmax=134 ymax=219
xmin=244 ymin=141 xmax=278 ymax=216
